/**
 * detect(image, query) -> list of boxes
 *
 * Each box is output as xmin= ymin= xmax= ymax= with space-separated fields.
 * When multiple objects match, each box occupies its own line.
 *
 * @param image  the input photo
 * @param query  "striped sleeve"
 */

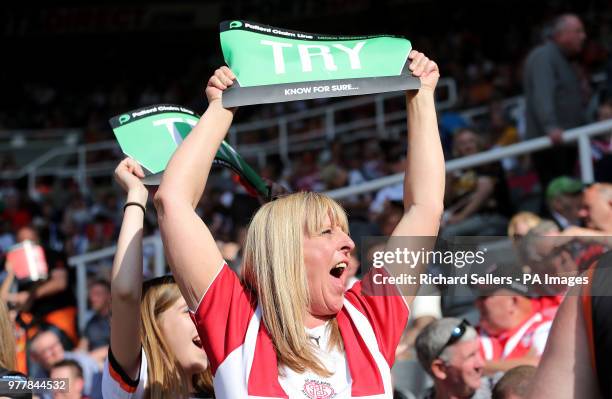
xmin=190 ymin=262 xmax=256 ymax=375
xmin=102 ymin=347 xmax=146 ymax=398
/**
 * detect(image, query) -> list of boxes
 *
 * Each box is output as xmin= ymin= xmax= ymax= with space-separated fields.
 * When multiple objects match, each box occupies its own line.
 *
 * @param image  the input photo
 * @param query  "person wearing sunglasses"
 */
xmin=416 ymin=318 xmax=492 ymax=399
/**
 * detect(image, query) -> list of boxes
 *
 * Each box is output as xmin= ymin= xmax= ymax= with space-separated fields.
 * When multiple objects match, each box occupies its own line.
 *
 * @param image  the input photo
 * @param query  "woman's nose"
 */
xmin=340 ymin=232 xmax=355 ymax=252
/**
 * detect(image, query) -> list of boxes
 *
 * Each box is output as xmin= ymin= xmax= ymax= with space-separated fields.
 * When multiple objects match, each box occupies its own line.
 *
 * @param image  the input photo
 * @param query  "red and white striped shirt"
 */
xmin=190 ymin=263 xmax=409 ymax=398
xmin=478 ymin=312 xmax=552 ymax=361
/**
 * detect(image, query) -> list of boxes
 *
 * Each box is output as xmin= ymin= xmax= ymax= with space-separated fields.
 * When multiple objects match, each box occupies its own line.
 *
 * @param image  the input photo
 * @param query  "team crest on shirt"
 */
xmin=302 ymin=379 xmax=336 ymax=399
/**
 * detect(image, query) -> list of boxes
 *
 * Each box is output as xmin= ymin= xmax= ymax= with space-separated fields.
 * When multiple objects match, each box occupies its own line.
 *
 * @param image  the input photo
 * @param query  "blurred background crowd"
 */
xmin=1 ymin=0 xmax=612 ymax=398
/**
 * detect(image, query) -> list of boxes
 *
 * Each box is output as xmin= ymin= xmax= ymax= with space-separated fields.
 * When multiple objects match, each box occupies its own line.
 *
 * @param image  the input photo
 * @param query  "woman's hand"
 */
xmin=408 ymin=50 xmax=439 ymax=93
xmin=114 ymin=157 xmax=148 ymax=204
xmin=205 ymin=66 xmax=236 ymax=104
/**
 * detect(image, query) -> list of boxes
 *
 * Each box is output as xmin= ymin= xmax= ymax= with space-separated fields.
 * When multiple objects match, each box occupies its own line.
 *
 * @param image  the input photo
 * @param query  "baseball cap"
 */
xmin=545 ymin=176 xmax=584 ymax=200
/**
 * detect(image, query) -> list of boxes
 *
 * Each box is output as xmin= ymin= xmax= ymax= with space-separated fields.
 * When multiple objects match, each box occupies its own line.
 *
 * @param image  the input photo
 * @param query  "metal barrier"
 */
xmin=326 ymin=119 xmax=612 ymax=199
xmin=68 ymin=234 xmax=165 ymax=332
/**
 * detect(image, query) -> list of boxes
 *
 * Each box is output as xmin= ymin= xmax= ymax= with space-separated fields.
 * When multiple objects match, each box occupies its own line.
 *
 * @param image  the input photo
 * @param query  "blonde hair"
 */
xmin=0 ymin=301 xmax=16 ymax=371
xmin=507 ymin=211 xmax=541 ymax=238
xmin=140 ymin=276 xmax=213 ymax=399
xmin=242 ymin=192 xmax=348 ymax=377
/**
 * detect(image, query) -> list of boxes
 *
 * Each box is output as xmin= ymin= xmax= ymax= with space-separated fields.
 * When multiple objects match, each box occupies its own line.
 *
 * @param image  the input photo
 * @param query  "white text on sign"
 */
xmin=284 ymin=84 xmax=358 ymax=96
xmin=260 ymin=40 xmax=366 ymax=74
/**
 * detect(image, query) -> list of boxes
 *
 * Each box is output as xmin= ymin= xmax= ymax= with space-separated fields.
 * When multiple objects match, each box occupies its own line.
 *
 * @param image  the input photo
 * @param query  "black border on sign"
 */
xmin=220 ymin=20 xmax=403 ymax=42
xmin=222 ymin=73 xmax=420 ymax=108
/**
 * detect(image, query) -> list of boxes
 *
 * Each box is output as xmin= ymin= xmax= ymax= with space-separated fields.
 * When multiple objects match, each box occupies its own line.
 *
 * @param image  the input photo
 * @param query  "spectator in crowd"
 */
xmin=102 ymin=158 xmax=213 ymax=398
xmin=77 ymin=279 xmax=110 ymax=368
xmin=320 ymin=164 xmax=368 ymax=209
xmin=442 ymin=128 xmax=512 ymax=237
xmin=476 ymin=282 xmax=552 ymax=373
xmin=6 ymin=226 xmax=78 ymax=347
xmin=544 ymin=176 xmax=584 ymax=229
xmin=487 ymin=101 xmax=520 ymax=148
xmin=560 ymin=182 xmax=612 ymax=240
xmin=290 ymin=150 xmax=323 ymax=191
xmin=438 ymin=112 xmax=469 ymax=157
xmin=523 ymin=14 xmax=589 ymax=189
xmin=0 ymin=220 xmax=15 ymax=256
xmin=415 ymin=318 xmax=492 ymax=399
xmin=492 ymin=365 xmax=536 ymax=399
xmin=49 ymin=359 xmax=85 ymax=399
xmin=0 ymin=192 xmax=32 ymax=232
xmin=62 ymin=194 xmax=92 ymax=233
xmin=507 ymin=212 xmax=541 ymax=242
xmin=369 ymin=143 xmax=406 ymax=217
xmin=593 ymin=99 xmax=612 ymax=182
xmin=556 ymin=182 xmax=612 ymax=252
xmin=30 ymin=329 xmax=100 ymax=398
xmin=361 ymin=138 xmax=385 ymax=180
xmin=579 ymin=183 xmax=612 ymax=232
xmin=377 ymin=201 xmax=404 ymax=236
xmin=597 ymin=98 xmax=612 ymax=121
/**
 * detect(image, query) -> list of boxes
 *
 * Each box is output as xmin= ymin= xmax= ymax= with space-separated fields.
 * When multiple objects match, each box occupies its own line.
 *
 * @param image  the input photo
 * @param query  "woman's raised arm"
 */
xmin=109 ymin=158 xmax=148 ymax=379
xmin=154 ymin=67 xmax=236 ymax=310
xmin=393 ymin=50 xmax=445 ymax=237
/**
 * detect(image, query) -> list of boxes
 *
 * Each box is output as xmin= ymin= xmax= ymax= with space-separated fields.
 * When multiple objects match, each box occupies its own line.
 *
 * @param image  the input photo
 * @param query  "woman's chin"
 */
xmin=186 ymin=362 xmax=208 ymax=375
xmin=182 ymin=356 xmax=209 ymax=374
xmin=325 ymin=298 xmax=344 ymax=315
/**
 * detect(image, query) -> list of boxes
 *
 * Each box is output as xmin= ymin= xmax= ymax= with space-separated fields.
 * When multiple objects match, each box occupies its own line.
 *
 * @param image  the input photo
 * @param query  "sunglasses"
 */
xmin=436 ymin=319 xmax=471 ymax=359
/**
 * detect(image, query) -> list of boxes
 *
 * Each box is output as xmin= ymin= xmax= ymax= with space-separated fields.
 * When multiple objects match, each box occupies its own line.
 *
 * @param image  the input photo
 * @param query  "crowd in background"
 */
xmin=1 ymin=3 xmax=612 ymax=399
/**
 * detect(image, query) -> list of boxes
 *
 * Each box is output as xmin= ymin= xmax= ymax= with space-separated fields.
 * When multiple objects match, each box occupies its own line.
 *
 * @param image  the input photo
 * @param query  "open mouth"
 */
xmin=329 ymin=262 xmax=347 ymax=279
xmin=192 ymin=336 xmax=203 ymax=349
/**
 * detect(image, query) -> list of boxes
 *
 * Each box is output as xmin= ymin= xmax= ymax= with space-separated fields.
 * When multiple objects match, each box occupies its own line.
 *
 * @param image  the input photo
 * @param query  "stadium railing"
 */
xmin=326 ymin=118 xmax=612 ymax=199
xmin=65 ymin=118 xmax=612 ymax=332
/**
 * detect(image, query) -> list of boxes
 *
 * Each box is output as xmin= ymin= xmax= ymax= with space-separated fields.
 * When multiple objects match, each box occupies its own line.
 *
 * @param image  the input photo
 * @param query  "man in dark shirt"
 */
xmin=523 ymin=14 xmax=589 ymax=189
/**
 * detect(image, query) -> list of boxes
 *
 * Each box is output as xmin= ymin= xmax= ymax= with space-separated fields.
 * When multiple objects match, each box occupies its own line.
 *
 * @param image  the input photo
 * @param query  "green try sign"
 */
xmin=109 ymin=104 xmax=270 ymax=199
xmin=219 ymin=20 xmax=420 ymax=107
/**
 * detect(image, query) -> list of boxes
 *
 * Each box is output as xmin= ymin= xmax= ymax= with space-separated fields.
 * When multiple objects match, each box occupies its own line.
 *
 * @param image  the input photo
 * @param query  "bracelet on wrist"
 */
xmin=123 ymin=202 xmax=146 ymax=214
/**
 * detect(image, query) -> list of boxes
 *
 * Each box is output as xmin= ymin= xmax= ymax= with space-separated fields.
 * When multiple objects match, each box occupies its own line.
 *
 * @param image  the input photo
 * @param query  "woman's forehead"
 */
xmin=170 ymin=296 xmax=187 ymax=309
xmin=304 ymin=212 xmax=348 ymax=236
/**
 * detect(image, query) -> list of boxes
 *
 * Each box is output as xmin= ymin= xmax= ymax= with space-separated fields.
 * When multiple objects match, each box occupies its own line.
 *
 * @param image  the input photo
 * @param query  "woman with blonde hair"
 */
xmin=507 ymin=211 xmax=541 ymax=240
xmin=155 ymin=50 xmax=444 ymax=397
xmin=102 ymin=158 xmax=213 ymax=398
